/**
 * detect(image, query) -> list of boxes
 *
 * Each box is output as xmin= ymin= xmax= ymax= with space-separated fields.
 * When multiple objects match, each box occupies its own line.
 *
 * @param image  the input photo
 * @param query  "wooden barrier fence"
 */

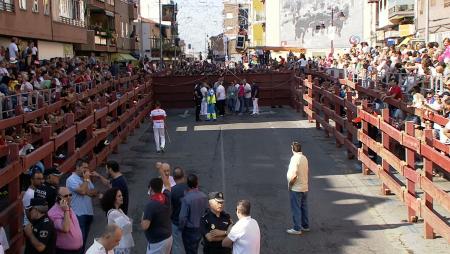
xmin=292 ymin=70 xmax=450 ymax=242
xmin=0 ymin=75 xmax=153 ymax=254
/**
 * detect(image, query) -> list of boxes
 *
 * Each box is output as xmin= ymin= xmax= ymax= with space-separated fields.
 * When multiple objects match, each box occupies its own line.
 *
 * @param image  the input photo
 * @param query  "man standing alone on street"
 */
xmin=150 ymin=101 xmax=167 ymax=153
xmin=179 ymin=174 xmax=208 ymax=254
xmin=286 ymin=142 xmax=310 ymax=235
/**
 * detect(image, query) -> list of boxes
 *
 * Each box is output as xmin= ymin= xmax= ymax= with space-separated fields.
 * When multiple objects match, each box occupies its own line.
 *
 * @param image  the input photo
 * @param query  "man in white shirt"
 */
xmin=8 ymin=37 xmax=19 ymax=62
xmin=298 ymin=55 xmax=308 ymax=74
xmin=216 ymin=79 xmax=226 ymax=116
xmin=286 ymin=142 xmax=310 ymax=235
xmin=200 ymin=84 xmax=208 ymax=116
xmin=23 ymin=168 xmax=45 ymax=225
xmin=150 ymin=101 xmax=167 ymax=153
xmin=86 ymin=224 xmax=122 ymax=254
xmin=222 ymin=200 xmax=260 ymax=254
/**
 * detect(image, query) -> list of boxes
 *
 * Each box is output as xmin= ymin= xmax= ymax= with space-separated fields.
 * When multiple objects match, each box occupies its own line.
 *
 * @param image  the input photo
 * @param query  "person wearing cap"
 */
xmin=48 ymin=187 xmax=83 ymax=254
xmin=200 ymin=192 xmax=232 ymax=254
xmin=24 ymin=197 xmax=57 ymax=254
xmin=23 ymin=168 xmax=45 ymax=226
xmin=35 ymin=167 xmax=63 ymax=209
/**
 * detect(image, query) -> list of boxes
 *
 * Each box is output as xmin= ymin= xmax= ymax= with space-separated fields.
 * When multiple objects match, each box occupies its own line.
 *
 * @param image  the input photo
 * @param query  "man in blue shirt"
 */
xmin=66 ymin=159 xmax=98 ymax=253
xmin=179 ymin=174 xmax=208 ymax=254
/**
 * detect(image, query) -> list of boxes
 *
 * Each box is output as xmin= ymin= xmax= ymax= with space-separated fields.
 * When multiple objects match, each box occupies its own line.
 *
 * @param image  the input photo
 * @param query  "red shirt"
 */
xmin=388 ymin=85 xmax=403 ymax=100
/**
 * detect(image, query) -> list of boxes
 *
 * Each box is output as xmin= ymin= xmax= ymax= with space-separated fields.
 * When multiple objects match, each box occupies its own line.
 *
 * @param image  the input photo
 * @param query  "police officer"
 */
xmin=24 ymin=197 xmax=57 ymax=254
xmin=35 ymin=167 xmax=63 ymax=209
xmin=194 ymin=83 xmax=203 ymax=122
xmin=200 ymin=192 xmax=232 ymax=254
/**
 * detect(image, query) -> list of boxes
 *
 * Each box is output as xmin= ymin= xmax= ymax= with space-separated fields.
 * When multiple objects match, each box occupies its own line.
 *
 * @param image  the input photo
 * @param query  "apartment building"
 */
xmin=416 ymin=0 xmax=450 ymax=43
xmin=223 ymin=0 xmax=249 ymax=62
xmin=74 ymin=0 xmax=139 ymax=59
xmin=0 ymin=0 xmax=87 ymax=59
xmin=136 ymin=0 xmax=180 ymax=61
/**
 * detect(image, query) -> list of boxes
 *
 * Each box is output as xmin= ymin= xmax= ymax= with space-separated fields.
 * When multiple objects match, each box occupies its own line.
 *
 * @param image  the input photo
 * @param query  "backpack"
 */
xmin=238 ymin=85 xmax=245 ymax=97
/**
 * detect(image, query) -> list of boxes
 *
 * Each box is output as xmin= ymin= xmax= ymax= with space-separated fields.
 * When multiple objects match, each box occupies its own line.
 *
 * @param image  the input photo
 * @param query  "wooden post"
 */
xmin=313 ymin=78 xmax=320 ymax=129
xmin=404 ymin=121 xmax=418 ymax=222
xmin=7 ymin=143 xmax=21 ymax=254
xmin=334 ymin=84 xmax=343 ymax=147
xmin=381 ymin=108 xmax=391 ymax=195
xmin=307 ymin=75 xmax=313 ymax=122
xmin=66 ymin=113 xmax=76 ymax=157
xmin=346 ymin=90 xmax=355 ymax=159
xmin=361 ymin=102 xmax=371 ymax=175
xmin=423 ymin=129 xmax=435 ymax=239
xmin=41 ymin=125 xmax=53 ymax=168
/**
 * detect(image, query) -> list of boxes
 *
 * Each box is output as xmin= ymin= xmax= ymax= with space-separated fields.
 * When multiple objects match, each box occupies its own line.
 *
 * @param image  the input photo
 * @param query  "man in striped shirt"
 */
xmin=150 ymin=102 xmax=167 ymax=153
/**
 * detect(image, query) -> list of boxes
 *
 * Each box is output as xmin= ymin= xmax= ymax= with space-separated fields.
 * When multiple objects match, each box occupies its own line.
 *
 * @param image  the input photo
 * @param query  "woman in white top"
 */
xmin=101 ymin=188 xmax=134 ymax=254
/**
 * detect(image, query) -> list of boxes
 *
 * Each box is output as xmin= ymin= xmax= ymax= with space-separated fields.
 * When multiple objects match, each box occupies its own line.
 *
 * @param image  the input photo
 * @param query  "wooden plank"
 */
xmin=0 ymin=162 xmax=21 ymax=188
xmin=420 ymin=206 xmax=450 ymax=242
xmin=402 ymin=132 xmax=421 ymax=153
xmin=379 ymin=120 xmax=402 ymax=142
xmin=108 ymin=100 xmax=119 ymax=112
xmin=54 ymin=126 xmax=77 ymax=149
xmin=58 ymin=153 xmax=78 ymax=174
xmin=94 ymin=106 xmax=108 ymax=121
xmin=24 ymin=107 xmax=47 ymax=122
xmin=420 ymin=143 xmax=450 ymax=173
xmin=419 ymin=176 xmax=450 ymax=213
xmin=21 ymin=142 xmax=55 ymax=169
xmin=76 ymin=115 xmax=94 ymax=133
xmin=0 ymin=115 xmax=23 ymax=130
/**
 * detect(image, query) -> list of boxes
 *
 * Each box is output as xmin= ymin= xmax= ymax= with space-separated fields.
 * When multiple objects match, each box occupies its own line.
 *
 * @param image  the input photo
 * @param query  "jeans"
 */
xmin=77 ymin=215 xmax=93 ymax=252
xmin=216 ymin=100 xmax=225 ymax=116
xmin=182 ymin=227 xmax=201 ymax=254
xmin=244 ymin=97 xmax=251 ymax=112
xmin=227 ymin=98 xmax=236 ymax=112
xmin=172 ymin=223 xmax=185 ymax=254
xmin=238 ymin=97 xmax=244 ymax=113
xmin=289 ymin=191 xmax=309 ymax=231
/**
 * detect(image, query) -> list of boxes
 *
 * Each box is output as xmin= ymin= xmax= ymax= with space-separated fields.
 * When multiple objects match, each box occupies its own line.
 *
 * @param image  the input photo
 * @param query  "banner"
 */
xmin=162 ymin=4 xmax=175 ymax=22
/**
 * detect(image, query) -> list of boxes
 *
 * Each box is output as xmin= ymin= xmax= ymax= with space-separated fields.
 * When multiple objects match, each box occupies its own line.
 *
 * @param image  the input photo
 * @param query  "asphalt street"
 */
xmin=86 ymin=107 xmax=449 ymax=254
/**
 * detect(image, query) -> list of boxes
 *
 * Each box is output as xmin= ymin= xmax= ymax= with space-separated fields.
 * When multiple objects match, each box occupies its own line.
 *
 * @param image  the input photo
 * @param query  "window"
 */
xmin=19 ymin=0 xmax=26 ymax=9
xmin=32 ymin=0 xmax=38 ymax=12
xmin=0 ymin=0 xmax=14 ymax=11
xmin=445 ymin=0 xmax=450 ymax=8
xmin=43 ymin=0 xmax=49 ymax=15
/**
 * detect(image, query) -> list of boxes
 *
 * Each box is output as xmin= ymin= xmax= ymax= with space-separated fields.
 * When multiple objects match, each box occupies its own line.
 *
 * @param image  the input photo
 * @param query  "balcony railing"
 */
xmin=58 ymin=16 xmax=85 ymax=27
xmin=388 ymin=4 xmax=414 ymax=19
xmin=0 ymin=1 xmax=15 ymax=12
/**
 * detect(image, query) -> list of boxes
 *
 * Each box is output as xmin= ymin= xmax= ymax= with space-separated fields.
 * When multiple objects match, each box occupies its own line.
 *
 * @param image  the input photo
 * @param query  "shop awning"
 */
xmin=111 ymin=53 xmax=138 ymax=62
xmin=398 ymin=37 xmax=411 ymax=47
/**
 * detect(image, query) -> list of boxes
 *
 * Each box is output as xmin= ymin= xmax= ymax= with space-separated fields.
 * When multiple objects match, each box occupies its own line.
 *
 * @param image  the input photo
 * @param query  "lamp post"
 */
xmin=159 ymin=0 xmax=163 ymax=67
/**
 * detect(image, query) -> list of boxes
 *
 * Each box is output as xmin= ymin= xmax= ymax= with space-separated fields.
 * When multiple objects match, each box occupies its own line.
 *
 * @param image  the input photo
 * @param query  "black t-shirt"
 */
xmin=251 ymin=85 xmax=259 ymax=99
xmin=200 ymin=210 xmax=232 ymax=251
xmin=170 ymin=182 xmax=188 ymax=226
xmin=143 ymin=190 xmax=172 ymax=244
xmin=35 ymin=183 xmax=57 ymax=209
xmin=24 ymin=216 xmax=56 ymax=254
xmin=111 ymin=175 xmax=129 ymax=214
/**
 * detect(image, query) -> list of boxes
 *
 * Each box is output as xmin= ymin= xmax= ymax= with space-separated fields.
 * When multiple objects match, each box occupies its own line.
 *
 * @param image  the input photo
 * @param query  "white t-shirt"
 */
xmin=22 ymin=187 xmax=35 ymax=225
xmin=162 ymin=176 xmax=176 ymax=192
xmin=216 ymin=85 xmax=226 ymax=100
xmin=31 ymin=46 xmax=38 ymax=55
xmin=86 ymin=239 xmax=114 ymax=254
xmin=20 ymin=82 xmax=33 ymax=92
xmin=439 ymin=121 xmax=450 ymax=143
xmin=244 ymin=83 xmax=252 ymax=99
xmin=228 ymin=216 xmax=260 ymax=254
xmin=8 ymin=43 xmax=18 ymax=59
xmin=150 ymin=108 xmax=167 ymax=129
xmin=298 ymin=58 xmax=307 ymax=67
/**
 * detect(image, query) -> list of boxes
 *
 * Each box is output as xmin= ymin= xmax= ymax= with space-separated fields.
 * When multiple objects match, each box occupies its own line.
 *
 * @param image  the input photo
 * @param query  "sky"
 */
xmin=175 ymin=0 xmax=224 ymax=55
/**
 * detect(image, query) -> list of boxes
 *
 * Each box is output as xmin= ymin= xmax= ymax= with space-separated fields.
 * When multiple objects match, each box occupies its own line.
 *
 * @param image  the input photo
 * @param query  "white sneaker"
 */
xmin=286 ymin=229 xmax=302 ymax=235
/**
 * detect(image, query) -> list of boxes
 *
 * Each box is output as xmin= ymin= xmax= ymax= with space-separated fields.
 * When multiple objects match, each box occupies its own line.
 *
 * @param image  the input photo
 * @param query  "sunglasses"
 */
xmin=59 ymin=193 xmax=72 ymax=198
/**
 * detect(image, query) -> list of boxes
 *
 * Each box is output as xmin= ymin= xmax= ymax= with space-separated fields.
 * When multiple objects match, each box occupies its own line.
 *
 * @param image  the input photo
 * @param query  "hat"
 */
xmin=208 ymin=192 xmax=224 ymax=202
xmin=44 ymin=167 xmax=62 ymax=177
xmin=26 ymin=197 xmax=48 ymax=209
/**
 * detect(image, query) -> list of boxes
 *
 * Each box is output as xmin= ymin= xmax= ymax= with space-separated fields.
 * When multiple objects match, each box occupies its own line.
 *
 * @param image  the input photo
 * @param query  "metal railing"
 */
xmin=58 ymin=16 xmax=85 ymax=27
xmin=0 ymin=1 xmax=14 ymax=12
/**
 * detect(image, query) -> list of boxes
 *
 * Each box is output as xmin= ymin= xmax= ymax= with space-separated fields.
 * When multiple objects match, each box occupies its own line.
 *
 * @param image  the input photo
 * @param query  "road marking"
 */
xmin=176 ymin=126 xmax=188 ymax=132
xmin=220 ymin=127 xmax=226 ymax=196
xmin=178 ymin=110 xmax=190 ymax=118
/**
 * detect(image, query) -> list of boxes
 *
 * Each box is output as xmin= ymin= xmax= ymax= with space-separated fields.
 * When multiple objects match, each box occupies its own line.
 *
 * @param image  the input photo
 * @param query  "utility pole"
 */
xmin=159 ymin=0 xmax=163 ymax=67
xmin=425 ymin=0 xmax=429 ymax=44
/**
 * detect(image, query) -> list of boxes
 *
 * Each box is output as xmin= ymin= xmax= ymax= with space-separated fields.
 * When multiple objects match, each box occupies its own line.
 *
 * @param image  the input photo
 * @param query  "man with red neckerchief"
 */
xmin=141 ymin=164 xmax=173 ymax=254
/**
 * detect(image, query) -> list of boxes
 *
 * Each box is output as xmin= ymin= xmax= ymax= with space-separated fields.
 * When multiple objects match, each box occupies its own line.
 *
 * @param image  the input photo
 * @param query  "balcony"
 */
xmin=87 ymin=0 xmax=114 ymax=12
xmin=76 ymin=30 xmax=117 ymax=52
xmin=0 ymin=0 xmax=14 ymax=12
xmin=388 ymin=4 xmax=414 ymax=21
xmin=117 ymin=37 xmax=138 ymax=52
xmin=57 ymin=16 xmax=85 ymax=27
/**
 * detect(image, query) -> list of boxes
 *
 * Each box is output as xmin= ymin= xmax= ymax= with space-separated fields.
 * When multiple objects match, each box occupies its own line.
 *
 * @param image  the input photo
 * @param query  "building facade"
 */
xmin=0 ymin=0 xmax=87 ymax=59
xmin=416 ymin=0 xmax=450 ymax=44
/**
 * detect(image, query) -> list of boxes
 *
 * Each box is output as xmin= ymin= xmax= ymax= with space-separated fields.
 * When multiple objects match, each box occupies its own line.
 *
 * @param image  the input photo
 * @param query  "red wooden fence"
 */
xmin=0 ymin=75 xmax=153 ymax=253
xmin=292 ymin=70 xmax=450 ymax=242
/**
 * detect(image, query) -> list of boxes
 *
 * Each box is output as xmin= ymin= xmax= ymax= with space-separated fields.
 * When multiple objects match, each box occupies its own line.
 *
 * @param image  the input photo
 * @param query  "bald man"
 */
xmin=86 ymin=224 xmax=122 ymax=254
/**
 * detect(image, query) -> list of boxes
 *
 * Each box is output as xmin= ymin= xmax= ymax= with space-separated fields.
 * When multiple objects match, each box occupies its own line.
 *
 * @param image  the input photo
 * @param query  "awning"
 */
xmin=111 ymin=53 xmax=138 ymax=62
xmin=398 ymin=37 xmax=411 ymax=47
